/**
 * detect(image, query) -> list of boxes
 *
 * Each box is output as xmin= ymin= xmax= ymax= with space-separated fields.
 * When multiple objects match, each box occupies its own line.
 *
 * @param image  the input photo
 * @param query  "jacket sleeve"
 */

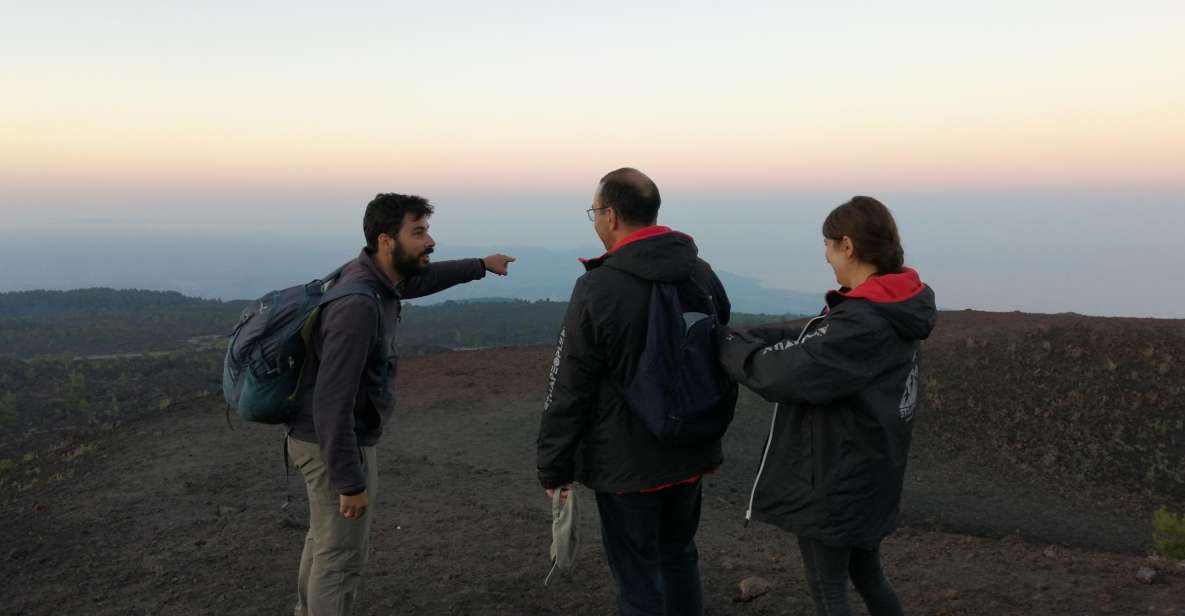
xmin=312 ymin=295 xmax=378 ymax=496
xmin=716 ymin=307 xmax=891 ymax=406
xmin=536 ymin=276 xmax=602 ymax=489
xmin=400 ymin=258 xmax=486 ymax=299
xmin=742 ymin=322 xmax=802 ymax=341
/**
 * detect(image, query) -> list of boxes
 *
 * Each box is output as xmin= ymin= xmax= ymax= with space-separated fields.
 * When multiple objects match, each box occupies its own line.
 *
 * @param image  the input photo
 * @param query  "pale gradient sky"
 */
xmin=2 ymin=2 xmax=1183 ymax=317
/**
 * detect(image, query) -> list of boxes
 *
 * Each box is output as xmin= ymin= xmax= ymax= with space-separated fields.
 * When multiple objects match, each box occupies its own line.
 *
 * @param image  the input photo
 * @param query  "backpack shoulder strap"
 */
xmin=291 ymin=280 xmax=386 ymax=399
xmin=675 ymin=277 xmax=719 ymax=324
xmin=319 ymin=281 xmax=385 ymax=338
xmin=320 ymin=281 xmax=380 ymax=306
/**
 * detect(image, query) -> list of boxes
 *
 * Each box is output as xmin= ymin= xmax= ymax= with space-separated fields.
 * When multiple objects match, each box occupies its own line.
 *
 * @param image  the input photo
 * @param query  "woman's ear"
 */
xmin=842 ymin=236 xmax=855 ymax=259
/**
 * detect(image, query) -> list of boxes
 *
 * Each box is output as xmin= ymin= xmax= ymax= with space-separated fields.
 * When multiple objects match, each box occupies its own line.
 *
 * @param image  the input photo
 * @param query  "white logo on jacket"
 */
xmin=760 ymin=324 xmax=829 ymax=355
xmin=544 ymin=327 xmax=566 ymax=411
xmin=898 ymin=354 xmax=919 ymax=422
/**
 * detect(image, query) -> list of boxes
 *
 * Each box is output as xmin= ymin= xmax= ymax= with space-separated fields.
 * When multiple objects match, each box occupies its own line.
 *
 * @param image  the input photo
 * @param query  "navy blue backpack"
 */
xmin=222 ymin=267 xmax=380 ymax=424
xmin=624 ymin=280 xmax=735 ymax=446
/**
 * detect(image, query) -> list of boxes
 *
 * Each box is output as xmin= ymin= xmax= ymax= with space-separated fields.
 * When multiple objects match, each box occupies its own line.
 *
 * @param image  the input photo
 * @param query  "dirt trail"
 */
xmin=2 ymin=346 xmax=1182 ymax=615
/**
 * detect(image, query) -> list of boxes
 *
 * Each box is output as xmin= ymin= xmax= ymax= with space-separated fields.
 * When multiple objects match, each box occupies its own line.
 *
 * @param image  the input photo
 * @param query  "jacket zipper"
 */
xmin=745 ymin=313 xmax=827 ymax=526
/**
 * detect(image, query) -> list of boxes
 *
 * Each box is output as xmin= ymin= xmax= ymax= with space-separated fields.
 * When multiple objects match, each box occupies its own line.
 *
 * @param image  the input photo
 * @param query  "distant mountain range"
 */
xmin=0 ymin=235 xmax=821 ymax=316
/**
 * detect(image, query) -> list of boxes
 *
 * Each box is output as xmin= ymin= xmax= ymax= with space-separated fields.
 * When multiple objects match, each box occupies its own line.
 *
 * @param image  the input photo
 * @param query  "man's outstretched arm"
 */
xmin=400 ymin=254 xmax=516 ymax=299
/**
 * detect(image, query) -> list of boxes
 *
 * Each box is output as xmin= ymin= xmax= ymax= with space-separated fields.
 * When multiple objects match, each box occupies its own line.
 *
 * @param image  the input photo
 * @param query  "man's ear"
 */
xmin=606 ymin=207 xmax=619 ymax=231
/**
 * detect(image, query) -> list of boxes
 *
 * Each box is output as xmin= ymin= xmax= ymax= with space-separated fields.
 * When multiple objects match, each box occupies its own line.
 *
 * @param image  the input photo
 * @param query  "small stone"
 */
xmin=278 ymin=516 xmax=307 ymax=530
xmin=1146 ymin=556 xmax=1175 ymax=572
xmin=737 ymin=576 xmax=772 ymax=602
xmin=1043 ymin=546 xmax=1057 ymax=558
xmin=1135 ymin=567 xmax=1159 ymax=585
xmin=943 ymin=589 xmax=960 ymax=600
xmin=218 ymin=505 xmax=243 ymax=517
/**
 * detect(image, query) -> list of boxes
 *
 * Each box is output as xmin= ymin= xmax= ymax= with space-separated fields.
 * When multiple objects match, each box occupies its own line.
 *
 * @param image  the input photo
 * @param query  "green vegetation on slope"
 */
xmin=0 ymin=289 xmax=802 ymax=359
xmin=0 ymin=289 xmax=246 ymax=358
xmin=1154 ymin=507 xmax=1185 ymax=559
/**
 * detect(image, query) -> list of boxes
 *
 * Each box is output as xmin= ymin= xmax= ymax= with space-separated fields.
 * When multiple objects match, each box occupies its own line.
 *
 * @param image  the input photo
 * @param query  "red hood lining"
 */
xmin=828 ymin=268 xmax=925 ymax=304
xmin=579 ymin=225 xmax=693 ymax=264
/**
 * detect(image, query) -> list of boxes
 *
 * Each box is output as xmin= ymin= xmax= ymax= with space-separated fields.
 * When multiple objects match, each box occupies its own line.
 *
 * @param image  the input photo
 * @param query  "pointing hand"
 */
xmin=483 ymin=254 xmax=516 ymax=276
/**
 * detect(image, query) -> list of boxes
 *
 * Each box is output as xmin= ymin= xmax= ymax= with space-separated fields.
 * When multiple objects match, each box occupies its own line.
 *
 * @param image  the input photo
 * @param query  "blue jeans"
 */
xmin=595 ymin=481 xmax=704 ymax=616
xmin=796 ymin=536 xmax=904 ymax=616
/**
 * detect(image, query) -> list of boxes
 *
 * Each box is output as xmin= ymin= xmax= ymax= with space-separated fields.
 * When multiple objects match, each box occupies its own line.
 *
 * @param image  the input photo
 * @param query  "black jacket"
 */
xmin=537 ymin=226 xmax=735 ymax=493
xmin=717 ymin=268 xmax=936 ymax=548
xmin=288 ymin=248 xmax=486 ymax=495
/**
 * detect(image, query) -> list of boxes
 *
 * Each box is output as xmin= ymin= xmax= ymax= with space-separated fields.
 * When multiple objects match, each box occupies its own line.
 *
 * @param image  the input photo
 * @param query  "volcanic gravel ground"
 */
xmin=2 ymin=342 xmax=1183 ymax=615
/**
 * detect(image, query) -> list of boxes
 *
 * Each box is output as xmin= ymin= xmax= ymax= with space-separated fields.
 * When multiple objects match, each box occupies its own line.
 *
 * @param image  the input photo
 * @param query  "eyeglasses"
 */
xmin=586 ymin=206 xmax=609 ymax=222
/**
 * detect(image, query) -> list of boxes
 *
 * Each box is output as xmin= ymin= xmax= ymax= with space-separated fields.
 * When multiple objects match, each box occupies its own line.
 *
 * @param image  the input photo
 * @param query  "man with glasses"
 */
xmin=537 ymin=168 xmax=734 ymax=616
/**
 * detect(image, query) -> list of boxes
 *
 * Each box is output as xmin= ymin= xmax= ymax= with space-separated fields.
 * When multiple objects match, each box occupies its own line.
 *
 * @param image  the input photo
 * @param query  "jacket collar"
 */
xmin=826 ymin=267 xmax=925 ymax=306
xmin=579 ymin=225 xmax=692 ymax=265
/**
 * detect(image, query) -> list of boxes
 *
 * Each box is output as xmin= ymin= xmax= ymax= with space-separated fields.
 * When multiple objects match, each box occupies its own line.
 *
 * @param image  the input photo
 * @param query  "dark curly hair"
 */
xmin=363 ymin=193 xmax=435 ymax=249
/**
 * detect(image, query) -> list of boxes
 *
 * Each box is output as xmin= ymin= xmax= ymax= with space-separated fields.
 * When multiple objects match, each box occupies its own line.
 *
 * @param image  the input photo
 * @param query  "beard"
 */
xmin=392 ymin=242 xmax=433 ymax=278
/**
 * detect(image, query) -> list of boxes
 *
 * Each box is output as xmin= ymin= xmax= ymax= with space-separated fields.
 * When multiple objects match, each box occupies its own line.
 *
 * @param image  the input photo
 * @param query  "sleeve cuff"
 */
xmin=539 ymin=471 xmax=573 ymax=490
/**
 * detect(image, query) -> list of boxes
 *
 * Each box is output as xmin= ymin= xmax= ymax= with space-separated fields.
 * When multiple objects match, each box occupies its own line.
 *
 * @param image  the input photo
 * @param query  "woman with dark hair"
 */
xmin=716 ymin=196 xmax=936 ymax=616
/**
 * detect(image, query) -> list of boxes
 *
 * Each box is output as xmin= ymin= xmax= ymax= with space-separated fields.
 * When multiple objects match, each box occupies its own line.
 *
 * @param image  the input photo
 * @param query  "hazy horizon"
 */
xmin=2 ymin=184 xmax=1182 ymax=319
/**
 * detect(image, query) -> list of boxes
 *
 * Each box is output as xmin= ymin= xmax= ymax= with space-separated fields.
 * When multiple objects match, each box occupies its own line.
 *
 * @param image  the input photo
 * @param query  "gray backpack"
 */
xmin=222 ymin=266 xmax=381 ymax=424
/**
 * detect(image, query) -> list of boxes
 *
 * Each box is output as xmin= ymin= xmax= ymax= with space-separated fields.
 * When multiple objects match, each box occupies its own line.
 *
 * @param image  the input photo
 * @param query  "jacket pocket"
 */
xmin=772 ymin=410 xmax=813 ymax=486
xmin=826 ymin=443 xmax=875 ymax=514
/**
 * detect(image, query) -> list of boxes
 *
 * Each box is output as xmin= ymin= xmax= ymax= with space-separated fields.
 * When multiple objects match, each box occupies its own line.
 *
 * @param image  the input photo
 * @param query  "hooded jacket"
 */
xmin=537 ymin=226 xmax=736 ymax=493
xmin=288 ymin=248 xmax=486 ymax=495
xmin=717 ymin=268 xmax=936 ymax=548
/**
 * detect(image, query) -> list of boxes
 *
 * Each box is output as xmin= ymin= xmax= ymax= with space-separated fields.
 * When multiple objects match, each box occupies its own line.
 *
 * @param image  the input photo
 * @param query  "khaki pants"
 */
xmin=287 ymin=437 xmax=378 ymax=616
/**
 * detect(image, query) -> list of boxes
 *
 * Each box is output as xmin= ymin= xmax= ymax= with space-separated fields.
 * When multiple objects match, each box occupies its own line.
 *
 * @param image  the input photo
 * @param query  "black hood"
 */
xmin=826 ymin=268 xmax=937 ymax=341
xmin=582 ymin=226 xmax=699 ymax=283
xmin=875 ymin=286 xmax=937 ymax=341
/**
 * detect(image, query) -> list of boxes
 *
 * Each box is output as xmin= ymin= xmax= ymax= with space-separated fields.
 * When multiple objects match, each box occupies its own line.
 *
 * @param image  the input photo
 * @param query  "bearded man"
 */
xmin=285 ymin=193 xmax=514 ymax=616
